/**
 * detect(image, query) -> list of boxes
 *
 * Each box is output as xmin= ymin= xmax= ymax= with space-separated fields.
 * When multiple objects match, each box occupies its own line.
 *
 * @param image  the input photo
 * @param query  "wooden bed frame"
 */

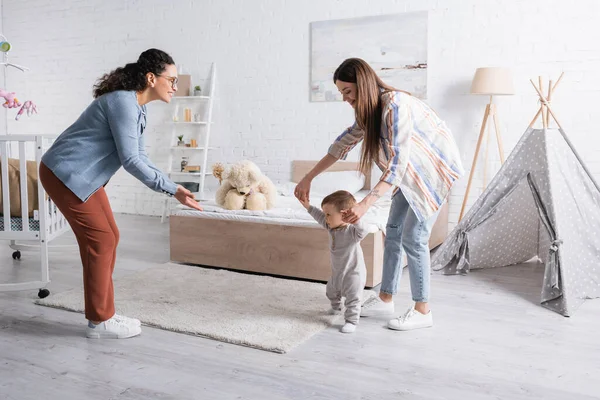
xmin=170 ymin=161 xmax=448 ymax=288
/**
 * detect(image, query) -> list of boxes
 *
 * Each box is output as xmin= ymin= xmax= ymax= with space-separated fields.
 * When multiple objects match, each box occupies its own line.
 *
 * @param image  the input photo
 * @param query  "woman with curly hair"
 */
xmin=39 ymin=49 xmax=202 ymax=339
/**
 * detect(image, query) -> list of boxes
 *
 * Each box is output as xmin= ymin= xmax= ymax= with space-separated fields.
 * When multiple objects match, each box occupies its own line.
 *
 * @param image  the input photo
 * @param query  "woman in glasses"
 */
xmin=39 ymin=48 xmax=202 ymax=339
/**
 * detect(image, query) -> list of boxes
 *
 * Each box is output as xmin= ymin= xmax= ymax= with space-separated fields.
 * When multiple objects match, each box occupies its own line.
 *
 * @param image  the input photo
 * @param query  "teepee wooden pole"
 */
xmin=528 ymin=108 xmax=542 ymax=128
xmin=547 ymin=80 xmax=553 ymax=127
xmin=546 ymin=104 xmax=563 ymax=130
xmin=552 ymin=72 xmax=564 ymax=93
xmin=530 ymin=79 xmax=545 ymax=101
xmin=529 ymin=79 xmax=543 ymax=128
xmin=530 ymin=79 xmax=547 ymax=128
xmin=530 ymin=79 xmax=563 ymax=130
xmin=529 ymin=72 xmax=565 ymax=129
xmin=539 ymin=76 xmax=548 ymax=129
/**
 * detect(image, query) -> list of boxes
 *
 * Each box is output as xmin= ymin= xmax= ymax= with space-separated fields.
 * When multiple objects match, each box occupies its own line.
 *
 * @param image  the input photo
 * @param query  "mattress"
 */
xmin=174 ymin=189 xmax=392 ymax=232
xmin=0 ymin=216 xmax=40 ymax=232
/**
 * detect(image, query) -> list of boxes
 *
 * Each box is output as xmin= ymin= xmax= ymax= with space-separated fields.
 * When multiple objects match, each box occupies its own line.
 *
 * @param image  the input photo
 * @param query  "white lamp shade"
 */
xmin=470 ymin=67 xmax=515 ymax=95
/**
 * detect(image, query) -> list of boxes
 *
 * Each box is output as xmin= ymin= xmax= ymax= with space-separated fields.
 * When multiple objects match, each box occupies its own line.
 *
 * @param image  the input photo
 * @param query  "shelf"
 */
xmin=171 ymin=121 xmax=210 ymax=125
xmin=161 ymin=62 xmax=217 ymax=224
xmin=169 ymin=172 xmax=212 ymax=177
xmin=170 ymin=146 xmax=215 ymax=151
xmin=171 ymin=96 xmax=210 ymax=100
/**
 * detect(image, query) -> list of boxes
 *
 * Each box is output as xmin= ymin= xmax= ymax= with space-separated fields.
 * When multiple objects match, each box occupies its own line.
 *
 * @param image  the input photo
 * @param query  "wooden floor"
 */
xmin=1 ymin=214 xmax=599 ymax=400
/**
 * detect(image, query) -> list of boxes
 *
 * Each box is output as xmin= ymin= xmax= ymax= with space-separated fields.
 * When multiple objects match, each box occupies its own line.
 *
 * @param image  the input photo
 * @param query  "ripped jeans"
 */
xmin=380 ymin=190 xmax=439 ymax=302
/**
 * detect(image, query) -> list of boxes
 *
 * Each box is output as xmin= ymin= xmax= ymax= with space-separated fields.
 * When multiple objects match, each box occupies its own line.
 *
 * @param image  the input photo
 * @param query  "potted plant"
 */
xmin=194 ymin=85 xmax=202 ymax=96
xmin=177 ymin=135 xmax=185 ymax=146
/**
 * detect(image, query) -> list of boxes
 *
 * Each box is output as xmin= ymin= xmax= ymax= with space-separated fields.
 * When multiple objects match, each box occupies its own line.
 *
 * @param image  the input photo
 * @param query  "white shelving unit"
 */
xmin=161 ymin=63 xmax=216 ymax=223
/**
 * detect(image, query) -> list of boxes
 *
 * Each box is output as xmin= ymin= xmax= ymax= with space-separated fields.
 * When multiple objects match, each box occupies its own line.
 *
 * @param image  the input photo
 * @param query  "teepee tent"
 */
xmin=432 ymin=74 xmax=600 ymax=316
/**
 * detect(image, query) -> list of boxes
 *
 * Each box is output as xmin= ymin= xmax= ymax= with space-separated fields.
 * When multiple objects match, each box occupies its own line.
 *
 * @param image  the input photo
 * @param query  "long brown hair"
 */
xmin=333 ymin=58 xmax=407 ymax=175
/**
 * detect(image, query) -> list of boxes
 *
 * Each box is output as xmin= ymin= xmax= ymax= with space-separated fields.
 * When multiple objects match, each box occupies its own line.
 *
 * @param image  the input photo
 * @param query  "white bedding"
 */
xmin=174 ymin=188 xmax=392 ymax=233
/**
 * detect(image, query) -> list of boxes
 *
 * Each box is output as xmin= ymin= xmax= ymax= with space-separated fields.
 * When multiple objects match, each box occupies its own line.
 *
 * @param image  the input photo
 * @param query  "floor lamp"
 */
xmin=459 ymin=67 xmax=515 ymax=221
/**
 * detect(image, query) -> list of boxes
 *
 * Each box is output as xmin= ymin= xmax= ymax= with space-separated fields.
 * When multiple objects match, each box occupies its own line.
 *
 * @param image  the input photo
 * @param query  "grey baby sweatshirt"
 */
xmin=308 ymin=206 xmax=369 ymax=324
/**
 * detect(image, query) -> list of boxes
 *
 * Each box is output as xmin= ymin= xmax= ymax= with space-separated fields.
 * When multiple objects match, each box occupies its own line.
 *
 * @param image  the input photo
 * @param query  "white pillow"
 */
xmin=310 ymin=170 xmax=366 ymax=197
xmin=276 ymin=181 xmax=297 ymax=197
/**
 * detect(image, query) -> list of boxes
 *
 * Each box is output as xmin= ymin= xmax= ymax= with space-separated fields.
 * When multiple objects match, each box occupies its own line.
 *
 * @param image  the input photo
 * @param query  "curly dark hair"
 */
xmin=93 ymin=48 xmax=175 ymax=98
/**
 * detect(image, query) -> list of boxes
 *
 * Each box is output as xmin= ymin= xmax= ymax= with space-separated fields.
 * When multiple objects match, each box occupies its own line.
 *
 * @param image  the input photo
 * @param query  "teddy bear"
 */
xmin=212 ymin=160 xmax=277 ymax=211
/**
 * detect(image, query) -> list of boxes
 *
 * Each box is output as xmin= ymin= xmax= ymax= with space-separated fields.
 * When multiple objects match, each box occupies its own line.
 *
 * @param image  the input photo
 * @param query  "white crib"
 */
xmin=0 ymin=134 xmax=72 ymax=298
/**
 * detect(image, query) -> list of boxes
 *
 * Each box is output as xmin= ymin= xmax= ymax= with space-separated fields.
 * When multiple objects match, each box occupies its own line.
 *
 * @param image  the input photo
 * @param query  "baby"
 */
xmin=299 ymin=190 xmax=369 ymax=333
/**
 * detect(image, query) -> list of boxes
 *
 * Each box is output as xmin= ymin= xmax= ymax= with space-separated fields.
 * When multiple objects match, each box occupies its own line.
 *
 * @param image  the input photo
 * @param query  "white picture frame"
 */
xmin=310 ymin=11 xmax=428 ymax=102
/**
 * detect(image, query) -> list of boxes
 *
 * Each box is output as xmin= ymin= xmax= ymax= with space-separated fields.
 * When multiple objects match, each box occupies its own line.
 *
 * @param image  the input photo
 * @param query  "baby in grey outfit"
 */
xmin=299 ymin=190 xmax=369 ymax=333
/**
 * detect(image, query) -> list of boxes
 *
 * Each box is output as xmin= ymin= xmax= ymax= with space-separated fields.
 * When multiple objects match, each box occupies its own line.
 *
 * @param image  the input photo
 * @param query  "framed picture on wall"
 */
xmin=310 ymin=11 xmax=428 ymax=102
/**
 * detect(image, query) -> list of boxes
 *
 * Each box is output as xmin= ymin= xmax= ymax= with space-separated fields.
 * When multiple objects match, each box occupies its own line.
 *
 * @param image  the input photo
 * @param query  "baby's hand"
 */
xmin=299 ymin=197 xmax=310 ymax=210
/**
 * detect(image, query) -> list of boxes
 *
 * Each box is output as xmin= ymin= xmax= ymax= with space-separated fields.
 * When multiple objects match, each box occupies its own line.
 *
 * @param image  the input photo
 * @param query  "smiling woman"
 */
xmin=38 ymin=48 xmax=202 ymax=340
xmin=296 ymin=57 xmax=464 ymax=332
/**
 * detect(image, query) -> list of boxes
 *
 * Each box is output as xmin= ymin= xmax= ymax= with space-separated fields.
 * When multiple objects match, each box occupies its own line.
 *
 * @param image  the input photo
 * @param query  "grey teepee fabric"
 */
xmin=432 ymin=128 xmax=600 ymax=316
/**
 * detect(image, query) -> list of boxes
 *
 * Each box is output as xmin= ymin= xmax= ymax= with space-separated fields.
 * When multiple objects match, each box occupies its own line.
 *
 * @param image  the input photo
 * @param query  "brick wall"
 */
xmin=2 ymin=0 xmax=599 ymax=230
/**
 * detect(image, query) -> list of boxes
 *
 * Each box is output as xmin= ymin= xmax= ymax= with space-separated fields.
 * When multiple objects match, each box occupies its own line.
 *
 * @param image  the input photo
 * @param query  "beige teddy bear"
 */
xmin=212 ymin=160 xmax=277 ymax=211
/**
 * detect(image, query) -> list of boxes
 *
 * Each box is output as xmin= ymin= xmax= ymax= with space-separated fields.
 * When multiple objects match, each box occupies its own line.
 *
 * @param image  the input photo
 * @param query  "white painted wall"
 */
xmin=0 ymin=0 xmax=6 ymax=134
xmin=2 ymin=0 xmax=599 ymax=229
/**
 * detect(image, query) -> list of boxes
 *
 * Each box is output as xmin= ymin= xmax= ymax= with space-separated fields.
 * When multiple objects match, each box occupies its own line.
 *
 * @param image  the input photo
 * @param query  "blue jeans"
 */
xmin=381 ymin=190 xmax=439 ymax=302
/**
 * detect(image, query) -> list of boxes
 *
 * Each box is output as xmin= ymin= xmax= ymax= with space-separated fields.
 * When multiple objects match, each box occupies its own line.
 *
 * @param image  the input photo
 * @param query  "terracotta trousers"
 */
xmin=39 ymin=162 xmax=118 ymax=322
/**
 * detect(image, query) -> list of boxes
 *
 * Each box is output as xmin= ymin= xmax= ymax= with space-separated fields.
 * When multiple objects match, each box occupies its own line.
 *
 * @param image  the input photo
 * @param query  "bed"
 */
xmin=0 ymin=135 xmax=72 ymax=298
xmin=169 ymin=161 xmax=448 ymax=288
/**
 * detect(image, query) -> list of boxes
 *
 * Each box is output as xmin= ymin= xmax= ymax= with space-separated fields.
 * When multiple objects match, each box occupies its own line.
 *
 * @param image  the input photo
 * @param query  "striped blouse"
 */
xmin=328 ymin=91 xmax=464 ymax=221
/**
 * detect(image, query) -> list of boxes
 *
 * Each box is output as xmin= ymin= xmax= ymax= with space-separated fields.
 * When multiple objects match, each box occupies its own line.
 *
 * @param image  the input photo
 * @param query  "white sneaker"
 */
xmin=387 ymin=307 xmax=433 ymax=331
xmin=340 ymin=322 xmax=356 ymax=333
xmin=360 ymin=296 xmax=395 ymax=317
xmin=86 ymin=315 xmax=142 ymax=339
xmin=114 ymin=313 xmax=141 ymax=327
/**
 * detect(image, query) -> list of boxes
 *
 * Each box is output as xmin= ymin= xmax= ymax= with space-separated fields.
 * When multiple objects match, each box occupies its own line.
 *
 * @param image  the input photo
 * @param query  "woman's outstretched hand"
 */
xmin=294 ymin=176 xmax=312 ymax=203
xmin=341 ymin=201 xmax=369 ymax=224
xmin=175 ymin=185 xmax=203 ymax=211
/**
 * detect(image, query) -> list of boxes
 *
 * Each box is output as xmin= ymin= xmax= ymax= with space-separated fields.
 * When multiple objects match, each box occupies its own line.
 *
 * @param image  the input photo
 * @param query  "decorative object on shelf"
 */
xmin=194 ymin=85 xmax=202 ymax=96
xmin=184 ymin=165 xmax=201 ymax=172
xmin=175 ymin=74 xmax=191 ymax=97
xmin=190 ymin=139 xmax=197 ymax=148
xmin=193 ymin=113 xmax=201 ymax=122
xmin=180 ymin=156 xmax=189 ymax=172
xmin=177 ymin=135 xmax=185 ymax=146
xmin=184 ymin=107 xmax=192 ymax=122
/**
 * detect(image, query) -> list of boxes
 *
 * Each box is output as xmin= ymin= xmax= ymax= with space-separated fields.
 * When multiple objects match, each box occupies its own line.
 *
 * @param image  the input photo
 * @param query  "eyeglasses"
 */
xmin=158 ymin=75 xmax=178 ymax=89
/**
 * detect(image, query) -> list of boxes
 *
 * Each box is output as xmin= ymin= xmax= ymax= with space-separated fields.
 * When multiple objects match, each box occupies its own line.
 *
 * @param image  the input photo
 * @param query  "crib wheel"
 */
xmin=12 ymin=251 xmax=21 ymax=260
xmin=38 ymin=289 xmax=50 ymax=299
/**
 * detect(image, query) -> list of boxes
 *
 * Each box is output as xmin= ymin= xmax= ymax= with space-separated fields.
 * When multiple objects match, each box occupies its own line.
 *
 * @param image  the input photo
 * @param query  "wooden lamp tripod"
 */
xmin=459 ymin=67 xmax=514 ymax=221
